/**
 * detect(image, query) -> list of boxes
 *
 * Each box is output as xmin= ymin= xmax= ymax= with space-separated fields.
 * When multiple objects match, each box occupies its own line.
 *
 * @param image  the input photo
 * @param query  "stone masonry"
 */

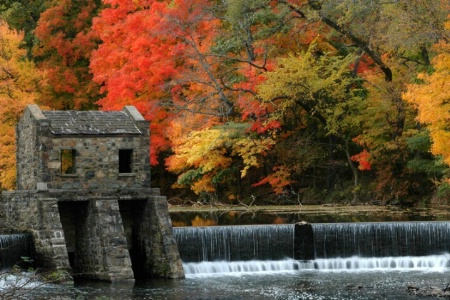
xmin=1 ymin=105 xmax=184 ymax=281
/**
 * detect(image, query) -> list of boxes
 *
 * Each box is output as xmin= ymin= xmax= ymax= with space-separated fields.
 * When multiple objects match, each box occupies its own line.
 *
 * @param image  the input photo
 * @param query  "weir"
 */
xmin=174 ymin=225 xmax=296 ymax=262
xmin=174 ymin=221 xmax=450 ymax=276
xmin=313 ymin=221 xmax=450 ymax=258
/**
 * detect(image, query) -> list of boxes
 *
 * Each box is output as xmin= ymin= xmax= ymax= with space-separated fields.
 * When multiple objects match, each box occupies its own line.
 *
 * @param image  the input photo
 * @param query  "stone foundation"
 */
xmin=1 ymin=188 xmax=184 ymax=281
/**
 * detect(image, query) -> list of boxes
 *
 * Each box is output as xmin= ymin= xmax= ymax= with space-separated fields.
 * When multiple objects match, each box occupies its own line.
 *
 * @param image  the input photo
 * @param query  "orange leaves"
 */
xmin=33 ymin=0 xmax=102 ymax=109
xmin=91 ymin=0 xmax=224 ymax=166
xmin=403 ymin=20 xmax=450 ymax=165
xmin=190 ymin=215 xmax=217 ymax=226
xmin=351 ymin=149 xmax=371 ymax=171
xmin=0 ymin=126 xmax=16 ymax=191
xmin=252 ymin=166 xmax=292 ymax=195
xmin=0 ymin=21 xmax=46 ymax=190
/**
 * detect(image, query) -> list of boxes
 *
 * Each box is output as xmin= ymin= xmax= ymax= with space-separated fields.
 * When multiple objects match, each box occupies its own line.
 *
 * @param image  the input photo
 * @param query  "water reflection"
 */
xmin=170 ymin=208 xmax=441 ymax=227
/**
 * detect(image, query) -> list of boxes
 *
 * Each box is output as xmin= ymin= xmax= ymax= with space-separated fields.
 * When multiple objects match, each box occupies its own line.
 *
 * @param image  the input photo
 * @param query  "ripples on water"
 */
xmin=26 ymin=256 xmax=450 ymax=299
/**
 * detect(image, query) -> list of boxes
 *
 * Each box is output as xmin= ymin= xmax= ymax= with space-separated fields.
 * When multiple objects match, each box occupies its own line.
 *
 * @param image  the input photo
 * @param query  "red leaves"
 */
xmin=351 ymin=149 xmax=371 ymax=171
xmin=252 ymin=166 xmax=292 ymax=195
xmin=33 ymin=0 xmax=102 ymax=109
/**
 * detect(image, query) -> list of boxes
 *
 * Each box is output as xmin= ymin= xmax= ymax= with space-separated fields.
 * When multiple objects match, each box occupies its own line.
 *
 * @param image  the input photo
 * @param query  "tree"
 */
xmin=166 ymin=122 xmax=276 ymax=199
xmin=0 ymin=0 xmax=48 ymax=58
xmin=91 ymin=0 xmax=225 ymax=165
xmin=403 ymin=19 xmax=450 ymax=166
xmin=164 ymin=0 xmax=315 ymax=198
xmin=0 ymin=20 xmax=46 ymax=190
xmin=304 ymin=0 xmax=449 ymax=203
xmin=256 ymin=44 xmax=366 ymax=199
xmin=33 ymin=0 xmax=102 ymax=110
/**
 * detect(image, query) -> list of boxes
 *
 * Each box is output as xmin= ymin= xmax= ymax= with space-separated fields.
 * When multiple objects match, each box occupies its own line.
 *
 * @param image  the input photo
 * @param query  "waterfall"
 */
xmin=0 ymin=234 xmax=34 ymax=270
xmin=173 ymin=224 xmax=295 ymax=262
xmin=182 ymin=255 xmax=450 ymax=277
xmin=174 ymin=222 xmax=450 ymax=276
xmin=312 ymin=222 xmax=450 ymax=258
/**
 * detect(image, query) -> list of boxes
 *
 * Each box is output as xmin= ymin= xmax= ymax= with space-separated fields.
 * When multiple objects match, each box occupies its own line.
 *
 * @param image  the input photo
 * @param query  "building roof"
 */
xmin=42 ymin=110 xmax=142 ymax=135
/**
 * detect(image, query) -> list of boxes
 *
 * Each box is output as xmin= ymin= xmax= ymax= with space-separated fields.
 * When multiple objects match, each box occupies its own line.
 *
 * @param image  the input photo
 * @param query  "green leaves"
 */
xmin=258 ymin=45 xmax=364 ymax=137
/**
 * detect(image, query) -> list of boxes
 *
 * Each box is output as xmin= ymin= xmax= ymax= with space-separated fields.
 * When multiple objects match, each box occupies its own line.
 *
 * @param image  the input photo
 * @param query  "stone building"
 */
xmin=1 ymin=104 xmax=184 ymax=281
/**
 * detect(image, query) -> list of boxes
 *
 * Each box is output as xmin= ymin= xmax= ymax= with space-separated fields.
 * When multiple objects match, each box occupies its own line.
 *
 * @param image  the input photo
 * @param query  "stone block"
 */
xmin=37 ymin=182 xmax=48 ymax=190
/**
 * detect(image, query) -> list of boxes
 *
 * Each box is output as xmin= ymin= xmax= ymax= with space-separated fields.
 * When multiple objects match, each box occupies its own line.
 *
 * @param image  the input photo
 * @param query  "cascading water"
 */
xmin=313 ymin=221 xmax=450 ymax=258
xmin=174 ymin=224 xmax=295 ymax=262
xmin=0 ymin=234 xmax=34 ymax=270
xmin=174 ymin=222 xmax=450 ymax=277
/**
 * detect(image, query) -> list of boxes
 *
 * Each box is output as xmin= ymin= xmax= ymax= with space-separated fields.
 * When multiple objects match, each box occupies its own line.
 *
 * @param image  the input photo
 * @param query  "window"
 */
xmin=119 ymin=149 xmax=133 ymax=173
xmin=61 ymin=149 xmax=76 ymax=175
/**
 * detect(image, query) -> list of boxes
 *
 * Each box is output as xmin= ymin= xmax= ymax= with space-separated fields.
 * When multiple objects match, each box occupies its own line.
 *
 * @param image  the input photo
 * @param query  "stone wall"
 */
xmin=15 ymin=106 xmax=48 ymax=190
xmin=0 ymin=189 xmax=185 ymax=281
xmin=1 ymin=191 xmax=71 ymax=271
xmin=15 ymin=105 xmax=151 ymax=191
xmin=44 ymin=135 xmax=150 ymax=190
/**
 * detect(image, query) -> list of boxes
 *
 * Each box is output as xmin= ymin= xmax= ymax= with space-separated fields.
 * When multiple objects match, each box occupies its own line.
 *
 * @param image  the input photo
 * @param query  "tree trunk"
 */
xmin=345 ymin=139 xmax=359 ymax=204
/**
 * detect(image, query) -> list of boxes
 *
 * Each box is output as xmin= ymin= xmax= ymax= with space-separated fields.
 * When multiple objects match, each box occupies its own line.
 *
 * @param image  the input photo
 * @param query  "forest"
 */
xmin=0 ymin=0 xmax=449 ymax=207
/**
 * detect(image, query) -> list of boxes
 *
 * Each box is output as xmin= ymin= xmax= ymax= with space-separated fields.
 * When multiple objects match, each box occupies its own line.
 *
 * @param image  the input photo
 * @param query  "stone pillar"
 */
xmin=137 ymin=194 xmax=184 ymax=278
xmin=75 ymin=199 xmax=134 ymax=281
xmin=294 ymin=221 xmax=315 ymax=260
xmin=0 ymin=193 xmax=71 ymax=272
xmin=34 ymin=199 xmax=71 ymax=271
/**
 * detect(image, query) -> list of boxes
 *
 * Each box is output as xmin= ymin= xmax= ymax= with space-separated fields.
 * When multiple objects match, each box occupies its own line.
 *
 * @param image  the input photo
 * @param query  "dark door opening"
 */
xmin=118 ymin=200 xmax=147 ymax=278
xmin=58 ymin=201 xmax=88 ymax=274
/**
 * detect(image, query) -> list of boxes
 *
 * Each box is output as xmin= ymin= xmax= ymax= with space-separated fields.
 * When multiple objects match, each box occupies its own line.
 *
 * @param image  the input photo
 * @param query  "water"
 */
xmin=313 ymin=222 xmax=450 ymax=258
xmin=183 ymin=256 xmax=450 ymax=277
xmin=0 ymin=234 xmax=33 ymax=270
xmin=174 ymin=224 xmax=295 ymax=262
xmin=9 ymin=222 xmax=450 ymax=299
xmin=25 ymin=265 xmax=450 ymax=299
xmin=174 ymin=222 xmax=450 ymax=262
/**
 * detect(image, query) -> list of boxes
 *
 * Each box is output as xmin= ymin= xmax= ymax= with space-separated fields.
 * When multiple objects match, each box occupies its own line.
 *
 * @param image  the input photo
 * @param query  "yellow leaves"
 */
xmin=0 ymin=21 xmax=46 ymax=190
xmin=0 ymin=125 xmax=16 ymax=190
xmin=233 ymin=136 xmax=275 ymax=177
xmin=168 ymin=128 xmax=232 ymax=172
xmin=257 ymin=45 xmax=361 ymax=136
xmin=166 ymin=122 xmax=275 ymax=194
xmin=403 ymin=35 xmax=450 ymax=165
xmin=167 ymin=128 xmax=232 ymax=194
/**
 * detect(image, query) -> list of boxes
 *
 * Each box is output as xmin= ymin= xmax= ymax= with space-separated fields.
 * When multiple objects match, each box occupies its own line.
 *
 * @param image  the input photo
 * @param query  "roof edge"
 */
xmin=123 ymin=106 xmax=145 ymax=121
xmin=26 ymin=104 xmax=46 ymax=120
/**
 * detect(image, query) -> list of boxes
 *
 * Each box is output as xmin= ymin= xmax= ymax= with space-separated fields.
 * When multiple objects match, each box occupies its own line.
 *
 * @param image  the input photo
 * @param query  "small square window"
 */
xmin=61 ymin=149 xmax=76 ymax=175
xmin=119 ymin=149 xmax=133 ymax=173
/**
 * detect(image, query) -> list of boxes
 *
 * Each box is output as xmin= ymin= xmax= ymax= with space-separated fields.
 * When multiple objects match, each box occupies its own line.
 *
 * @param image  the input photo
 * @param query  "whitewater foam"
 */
xmin=183 ymin=254 xmax=450 ymax=278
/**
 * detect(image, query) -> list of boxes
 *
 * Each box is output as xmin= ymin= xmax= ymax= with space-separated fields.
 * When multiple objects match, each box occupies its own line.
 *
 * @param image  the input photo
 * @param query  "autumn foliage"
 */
xmin=403 ymin=19 xmax=450 ymax=166
xmin=1 ymin=1 xmax=450 ymax=205
xmin=0 ymin=21 xmax=46 ymax=190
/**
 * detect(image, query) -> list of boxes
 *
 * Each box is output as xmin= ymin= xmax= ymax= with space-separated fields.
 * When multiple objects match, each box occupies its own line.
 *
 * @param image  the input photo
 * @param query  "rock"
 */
xmin=346 ymin=284 xmax=363 ymax=290
xmin=407 ymin=286 xmax=450 ymax=297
